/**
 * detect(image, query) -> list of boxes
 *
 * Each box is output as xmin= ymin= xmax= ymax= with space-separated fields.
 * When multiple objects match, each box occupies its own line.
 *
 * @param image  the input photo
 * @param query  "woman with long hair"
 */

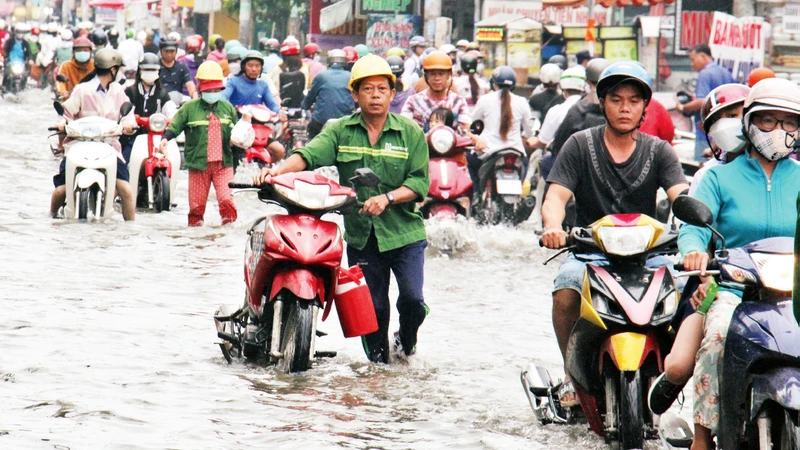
xmin=453 ymin=52 xmax=489 ymax=107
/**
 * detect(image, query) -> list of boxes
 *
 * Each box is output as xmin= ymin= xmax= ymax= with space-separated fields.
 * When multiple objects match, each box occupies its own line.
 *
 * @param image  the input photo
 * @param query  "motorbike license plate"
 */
xmin=496 ymin=179 xmax=522 ymax=195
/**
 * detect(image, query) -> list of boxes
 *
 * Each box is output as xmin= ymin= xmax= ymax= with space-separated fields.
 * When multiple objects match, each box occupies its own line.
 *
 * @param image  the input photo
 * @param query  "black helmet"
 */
xmin=386 ymin=55 xmax=404 ymax=76
xmin=585 ymin=58 xmax=610 ymax=85
xmin=92 ymin=29 xmax=108 ymax=47
xmin=548 ymin=54 xmax=567 ymax=71
xmin=460 ymin=53 xmax=478 ymax=74
xmin=159 ymin=38 xmax=179 ymax=50
xmin=258 ymin=37 xmax=269 ymax=52
xmin=140 ymin=52 xmax=160 ymax=70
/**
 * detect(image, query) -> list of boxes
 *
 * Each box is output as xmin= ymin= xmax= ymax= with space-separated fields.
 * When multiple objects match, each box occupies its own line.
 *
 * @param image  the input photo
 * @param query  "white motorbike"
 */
xmin=128 ymin=113 xmax=180 ymax=212
xmin=53 ymin=101 xmax=133 ymax=220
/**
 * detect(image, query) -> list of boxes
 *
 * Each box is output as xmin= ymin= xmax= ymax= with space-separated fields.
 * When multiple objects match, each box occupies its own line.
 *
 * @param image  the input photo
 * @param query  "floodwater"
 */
xmin=0 ymin=90 xmax=691 ymax=449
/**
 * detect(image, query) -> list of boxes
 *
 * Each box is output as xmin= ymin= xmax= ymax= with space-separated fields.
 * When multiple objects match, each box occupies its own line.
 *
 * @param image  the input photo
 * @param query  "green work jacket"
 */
xmin=166 ymin=98 xmax=237 ymax=170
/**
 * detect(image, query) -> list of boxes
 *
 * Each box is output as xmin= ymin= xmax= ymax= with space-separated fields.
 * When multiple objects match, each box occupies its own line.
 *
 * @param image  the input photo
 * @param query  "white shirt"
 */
xmin=118 ymin=38 xmax=144 ymax=72
xmin=688 ymin=158 xmax=721 ymax=196
xmin=471 ymin=89 xmax=535 ymax=154
xmin=537 ymin=94 xmax=582 ymax=145
xmin=401 ymin=55 xmax=420 ymax=89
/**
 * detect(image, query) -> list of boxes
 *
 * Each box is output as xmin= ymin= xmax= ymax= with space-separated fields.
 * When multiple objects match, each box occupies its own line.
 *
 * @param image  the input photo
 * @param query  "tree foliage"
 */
xmin=222 ymin=0 xmax=304 ymax=39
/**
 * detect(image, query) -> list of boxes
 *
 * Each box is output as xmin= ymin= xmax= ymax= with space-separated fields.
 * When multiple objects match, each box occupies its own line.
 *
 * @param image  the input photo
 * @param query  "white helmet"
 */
xmin=167 ymin=31 xmax=181 ymax=43
xmin=78 ymin=21 xmax=93 ymax=30
xmin=560 ymin=66 xmax=587 ymax=92
xmin=0 ymin=19 xmax=6 ymax=30
xmin=456 ymin=39 xmax=470 ymax=49
xmin=539 ymin=63 xmax=562 ymax=85
xmin=743 ymin=78 xmax=800 ymax=161
xmin=60 ymin=28 xmax=73 ymax=40
xmin=14 ymin=23 xmax=27 ymax=34
xmin=439 ymin=44 xmax=456 ymax=55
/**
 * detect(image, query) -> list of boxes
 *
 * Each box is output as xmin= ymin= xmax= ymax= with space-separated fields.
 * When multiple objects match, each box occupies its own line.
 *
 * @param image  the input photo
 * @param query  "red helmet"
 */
xmin=280 ymin=37 xmax=300 ymax=56
xmin=342 ymin=46 xmax=358 ymax=63
xmin=185 ymin=36 xmax=203 ymax=53
xmin=304 ymin=43 xmax=319 ymax=57
xmin=73 ymin=37 xmax=93 ymax=49
xmin=31 ymin=26 xmax=40 ymax=36
xmin=701 ymin=84 xmax=750 ymax=131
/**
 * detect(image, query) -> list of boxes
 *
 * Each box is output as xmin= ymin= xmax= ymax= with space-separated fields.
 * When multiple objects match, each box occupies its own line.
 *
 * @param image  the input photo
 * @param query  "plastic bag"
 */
xmin=230 ymin=119 xmax=255 ymax=149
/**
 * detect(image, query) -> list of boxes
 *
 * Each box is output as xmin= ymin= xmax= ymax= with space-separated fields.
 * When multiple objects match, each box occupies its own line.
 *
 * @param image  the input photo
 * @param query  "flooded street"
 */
xmin=0 ymin=91 xmax=689 ymax=449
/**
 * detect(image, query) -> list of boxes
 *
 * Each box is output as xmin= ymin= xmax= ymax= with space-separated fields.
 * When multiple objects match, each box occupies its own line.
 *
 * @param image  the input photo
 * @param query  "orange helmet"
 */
xmin=747 ymin=67 xmax=776 ymax=88
xmin=423 ymin=51 xmax=452 ymax=71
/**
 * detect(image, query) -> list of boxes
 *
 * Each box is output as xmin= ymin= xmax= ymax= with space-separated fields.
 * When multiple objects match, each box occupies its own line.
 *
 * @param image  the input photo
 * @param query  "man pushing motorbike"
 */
xmin=255 ymin=55 xmax=430 ymax=364
xmin=540 ymin=62 xmax=689 ymax=406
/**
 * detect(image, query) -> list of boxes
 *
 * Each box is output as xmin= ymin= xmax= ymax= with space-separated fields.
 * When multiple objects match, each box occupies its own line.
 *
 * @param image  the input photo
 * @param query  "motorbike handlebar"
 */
xmin=47 ymin=126 xmax=60 ymax=132
xmin=229 ymin=182 xmax=259 ymax=189
xmin=673 ymin=260 xmax=719 ymax=272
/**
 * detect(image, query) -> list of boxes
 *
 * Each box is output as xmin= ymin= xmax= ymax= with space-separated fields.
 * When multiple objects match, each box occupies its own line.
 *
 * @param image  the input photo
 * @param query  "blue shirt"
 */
xmin=221 ymin=75 xmax=280 ymax=112
xmin=263 ymin=53 xmax=282 ymax=74
xmin=9 ymin=39 xmax=24 ymax=64
xmin=300 ymin=65 xmax=354 ymax=124
xmin=694 ymin=62 xmax=734 ymax=143
xmin=678 ymin=151 xmax=800 ymax=255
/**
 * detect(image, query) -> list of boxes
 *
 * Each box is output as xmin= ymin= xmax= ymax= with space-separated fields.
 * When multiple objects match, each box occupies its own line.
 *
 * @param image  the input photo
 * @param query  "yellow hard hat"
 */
xmin=348 ymin=54 xmax=396 ymax=91
xmin=386 ymin=47 xmax=406 ymax=58
xmin=196 ymin=60 xmax=224 ymax=81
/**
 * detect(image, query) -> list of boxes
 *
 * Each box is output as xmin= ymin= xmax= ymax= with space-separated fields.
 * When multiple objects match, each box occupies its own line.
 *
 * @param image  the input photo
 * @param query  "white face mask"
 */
xmin=747 ymin=123 xmax=797 ymax=161
xmin=313 ymin=54 xmax=320 ymax=62
xmin=140 ymin=70 xmax=159 ymax=85
xmin=707 ymin=118 xmax=747 ymax=160
xmin=229 ymin=62 xmax=241 ymax=76
xmin=476 ymin=63 xmax=485 ymax=74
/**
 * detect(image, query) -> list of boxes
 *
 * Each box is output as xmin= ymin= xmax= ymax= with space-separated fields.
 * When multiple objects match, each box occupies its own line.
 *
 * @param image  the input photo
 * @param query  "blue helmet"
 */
xmin=596 ymin=61 xmax=652 ymax=103
xmin=491 ymin=66 xmax=516 ymax=89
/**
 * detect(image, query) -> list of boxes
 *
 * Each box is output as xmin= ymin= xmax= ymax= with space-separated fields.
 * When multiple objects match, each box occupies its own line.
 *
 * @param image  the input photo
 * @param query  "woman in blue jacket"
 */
xmin=649 ymin=78 xmax=800 ymax=450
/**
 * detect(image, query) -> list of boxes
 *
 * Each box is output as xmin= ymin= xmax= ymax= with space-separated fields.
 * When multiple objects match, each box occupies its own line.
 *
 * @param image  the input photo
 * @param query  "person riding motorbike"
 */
xmin=528 ymin=63 xmax=562 ymax=121
xmin=55 ymin=28 xmax=74 ymax=66
xmin=387 ymin=55 xmax=414 ymax=114
xmin=402 ymin=35 xmax=426 ymax=89
xmin=260 ymin=38 xmax=282 ymax=74
xmin=647 ymin=78 xmax=800 ymax=450
xmin=453 ymin=53 xmax=489 ymax=107
xmin=267 ymin=37 xmax=310 ymax=107
xmin=254 ymin=54 xmax=431 ymax=364
xmin=56 ymin=37 xmax=94 ymax=99
xmin=221 ymin=50 xmax=286 ymax=166
xmin=178 ymin=35 xmax=204 ymax=95
xmin=117 ymin=29 xmax=144 ymax=79
xmin=530 ymin=66 xmax=587 ymax=149
xmin=159 ymin=37 xmax=197 ymax=99
xmin=50 ymin=48 xmax=137 ymax=221
xmin=342 ymin=46 xmax=358 ymax=71
xmin=121 ymin=52 xmax=179 ymax=162
xmin=301 ymin=48 xmax=354 ymax=139
xmin=34 ymin=24 xmax=58 ymax=88
xmin=302 ymin=42 xmax=324 ymax=81
xmin=468 ymin=65 xmax=536 ymax=187
xmin=2 ymin=24 xmax=32 ymax=92
xmin=225 ymin=45 xmax=246 ymax=78
xmin=107 ymin=28 xmax=119 ymax=49
xmin=541 ymin=61 xmax=689 ymax=407
xmin=91 ymin=29 xmax=108 ymax=52
xmin=206 ymin=37 xmax=226 ymax=62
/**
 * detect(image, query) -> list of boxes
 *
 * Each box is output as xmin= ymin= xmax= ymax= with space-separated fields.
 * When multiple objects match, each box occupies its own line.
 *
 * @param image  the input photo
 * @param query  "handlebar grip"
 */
xmin=674 ymin=263 xmax=685 ymax=271
xmin=48 ymin=127 xmax=60 ymax=131
xmin=539 ymin=238 xmax=544 ymax=247
xmin=674 ymin=260 xmax=719 ymax=272
xmin=228 ymin=182 xmax=256 ymax=189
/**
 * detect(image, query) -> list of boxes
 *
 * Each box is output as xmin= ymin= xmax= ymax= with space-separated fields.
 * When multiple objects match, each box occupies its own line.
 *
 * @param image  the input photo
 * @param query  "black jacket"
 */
xmin=124 ymin=82 xmax=173 ymax=136
xmin=549 ymin=93 xmax=606 ymax=158
xmin=2 ymin=37 xmax=31 ymax=61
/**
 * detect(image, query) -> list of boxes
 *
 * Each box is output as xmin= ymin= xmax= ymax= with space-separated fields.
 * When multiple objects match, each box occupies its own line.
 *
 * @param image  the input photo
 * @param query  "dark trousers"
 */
xmin=307 ymin=120 xmax=324 ymax=141
xmin=346 ymin=231 xmax=428 ymax=363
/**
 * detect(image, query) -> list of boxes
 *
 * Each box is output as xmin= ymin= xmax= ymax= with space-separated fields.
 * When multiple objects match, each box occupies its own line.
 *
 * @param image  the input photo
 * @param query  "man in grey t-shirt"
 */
xmin=540 ymin=62 xmax=689 ymax=407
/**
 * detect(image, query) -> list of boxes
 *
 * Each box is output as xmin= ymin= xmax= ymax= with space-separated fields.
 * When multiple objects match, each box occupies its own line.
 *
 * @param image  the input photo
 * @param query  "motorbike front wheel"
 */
xmin=278 ymin=299 xmax=315 ymax=373
xmin=77 ymin=187 xmax=97 ymax=220
xmin=153 ymin=170 xmax=170 ymax=212
xmin=617 ymin=370 xmax=645 ymax=449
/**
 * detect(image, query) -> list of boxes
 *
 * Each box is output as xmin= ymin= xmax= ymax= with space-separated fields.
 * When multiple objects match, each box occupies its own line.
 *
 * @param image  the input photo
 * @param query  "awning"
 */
xmin=543 ymin=0 xmax=674 ymax=8
xmin=475 ymin=13 xmax=542 ymax=30
xmin=633 ymin=16 xmax=660 ymax=37
xmin=88 ymin=0 xmax=174 ymax=10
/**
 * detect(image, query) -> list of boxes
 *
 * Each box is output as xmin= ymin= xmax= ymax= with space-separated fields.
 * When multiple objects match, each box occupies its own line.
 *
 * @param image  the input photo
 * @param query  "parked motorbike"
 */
xmin=237 ymin=104 xmax=280 ymax=167
xmin=128 ymin=113 xmax=180 ymax=212
xmin=214 ymin=168 xmax=381 ymax=373
xmin=522 ymin=214 xmax=679 ymax=449
xmin=420 ymin=125 xmax=473 ymax=221
xmin=667 ymin=196 xmax=800 ymax=450
xmin=51 ymin=100 xmax=133 ymax=220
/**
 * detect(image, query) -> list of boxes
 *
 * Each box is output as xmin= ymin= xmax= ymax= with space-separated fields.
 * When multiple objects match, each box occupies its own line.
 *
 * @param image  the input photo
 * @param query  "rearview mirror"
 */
xmin=53 ymin=101 xmax=65 ymax=116
xmin=470 ymin=120 xmax=484 ymax=135
xmin=119 ymin=102 xmax=133 ymax=118
xmin=348 ymin=168 xmax=381 ymax=188
xmin=672 ymin=195 xmax=713 ymax=227
xmin=168 ymin=91 xmax=184 ymax=107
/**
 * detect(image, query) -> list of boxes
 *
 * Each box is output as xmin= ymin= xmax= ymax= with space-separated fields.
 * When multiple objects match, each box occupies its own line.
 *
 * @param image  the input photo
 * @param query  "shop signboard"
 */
xmin=365 ymin=14 xmax=422 ymax=55
xmin=784 ymin=4 xmax=800 ymax=34
xmin=476 ymin=27 xmax=504 ymax=42
xmin=708 ymin=12 xmax=768 ymax=84
xmin=358 ymin=0 xmax=418 ymax=16
xmin=482 ymin=0 xmax=611 ymax=26
xmin=674 ymin=0 xmax=732 ymax=55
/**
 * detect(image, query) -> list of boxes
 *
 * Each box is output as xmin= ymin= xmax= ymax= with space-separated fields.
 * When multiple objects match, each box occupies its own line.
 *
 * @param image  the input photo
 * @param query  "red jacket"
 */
xmin=640 ymin=98 xmax=674 ymax=143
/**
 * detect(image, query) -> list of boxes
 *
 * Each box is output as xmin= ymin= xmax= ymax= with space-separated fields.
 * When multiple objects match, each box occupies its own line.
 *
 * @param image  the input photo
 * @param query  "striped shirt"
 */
xmin=400 ymin=89 xmax=471 ymax=132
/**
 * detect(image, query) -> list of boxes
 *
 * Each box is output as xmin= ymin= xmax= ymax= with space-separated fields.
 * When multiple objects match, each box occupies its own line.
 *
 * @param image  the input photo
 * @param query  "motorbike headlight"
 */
xmin=662 ymin=291 xmax=678 ymax=316
xmin=149 ymin=114 xmax=167 ymax=133
xmin=11 ymin=64 xmax=23 ymax=75
xmin=273 ymin=180 xmax=350 ymax=210
xmin=751 ymin=253 xmax=794 ymax=291
xmin=429 ymin=129 xmax=454 ymax=154
xmin=596 ymin=225 xmax=654 ymax=256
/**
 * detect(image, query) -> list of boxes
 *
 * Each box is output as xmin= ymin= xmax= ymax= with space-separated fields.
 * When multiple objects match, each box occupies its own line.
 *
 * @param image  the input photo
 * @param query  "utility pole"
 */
xmin=161 ymin=0 xmax=172 ymax=36
xmin=62 ymin=0 xmax=71 ymax=25
xmin=239 ymin=0 xmax=252 ymax=48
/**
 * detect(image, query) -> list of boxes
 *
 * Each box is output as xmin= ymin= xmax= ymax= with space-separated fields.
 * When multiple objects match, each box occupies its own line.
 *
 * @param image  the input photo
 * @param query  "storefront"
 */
xmin=474 ymin=13 xmax=543 ymax=85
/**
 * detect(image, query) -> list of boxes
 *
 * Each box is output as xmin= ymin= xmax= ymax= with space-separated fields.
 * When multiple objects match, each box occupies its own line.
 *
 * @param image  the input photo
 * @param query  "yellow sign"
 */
xmin=604 ymin=39 xmax=638 ymax=63
xmin=507 ymin=42 xmax=541 ymax=75
xmin=564 ymin=26 xmax=597 ymax=39
xmin=476 ymin=27 xmax=504 ymax=42
xmin=566 ymin=40 xmax=602 ymax=55
xmin=178 ymin=0 xmax=195 ymax=7
xmin=600 ymin=26 xmax=635 ymax=39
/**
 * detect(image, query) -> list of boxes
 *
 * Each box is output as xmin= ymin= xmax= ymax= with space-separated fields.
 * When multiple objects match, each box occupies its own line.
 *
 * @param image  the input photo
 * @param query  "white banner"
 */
xmin=193 ymin=0 xmax=221 ymax=13
xmin=321 ymin=0 xmax=353 ymax=33
xmin=784 ymin=4 xmax=800 ymax=34
xmin=708 ymin=12 xmax=769 ymax=84
xmin=481 ymin=0 xmax=611 ymax=26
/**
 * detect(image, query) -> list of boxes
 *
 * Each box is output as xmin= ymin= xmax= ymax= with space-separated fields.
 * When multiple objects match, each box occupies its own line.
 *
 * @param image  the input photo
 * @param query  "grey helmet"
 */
xmin=386 ymin=55 xmax=404 ymax=76
xmin=328 ymin=49 xmax=347 ymax=66
xmin=241 ymin=50 xmax=264 ymax=67
xmin=95 ymin=48 xmax=123 ymax=69
xmin=585 ymin=58 xmax=611 ymax=85
xmin=140 ymin=52 xmax=160 ymax=70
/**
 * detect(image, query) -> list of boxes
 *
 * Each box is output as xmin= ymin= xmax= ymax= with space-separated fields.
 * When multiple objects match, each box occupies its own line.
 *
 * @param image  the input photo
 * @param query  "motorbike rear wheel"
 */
xmin=153 ymin=170 xmax=170 ymax=212
xmin=617 ymin=370 xmax=645 ymax=449
xmin=278 ymin=299 xmax=314 ymax=373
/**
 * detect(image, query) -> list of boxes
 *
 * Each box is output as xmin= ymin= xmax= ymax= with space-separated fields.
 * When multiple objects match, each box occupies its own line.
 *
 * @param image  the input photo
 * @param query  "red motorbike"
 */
xmin=280 ymin=107 xmax=308 ymax=153
xmin=237 ymin=104 xmax=280 ymax=167
xmin=420 ymin=125 xmax=473 ymax=221
xmin=214 ymin=169 xmax=380 ymax=372
xmin=128 ymin=114 xmax=180 ymax=212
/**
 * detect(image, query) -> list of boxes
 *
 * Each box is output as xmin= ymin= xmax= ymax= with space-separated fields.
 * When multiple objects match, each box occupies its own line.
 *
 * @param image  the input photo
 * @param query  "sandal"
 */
xmin=557 ymin=380 xmax=581 ymax=408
